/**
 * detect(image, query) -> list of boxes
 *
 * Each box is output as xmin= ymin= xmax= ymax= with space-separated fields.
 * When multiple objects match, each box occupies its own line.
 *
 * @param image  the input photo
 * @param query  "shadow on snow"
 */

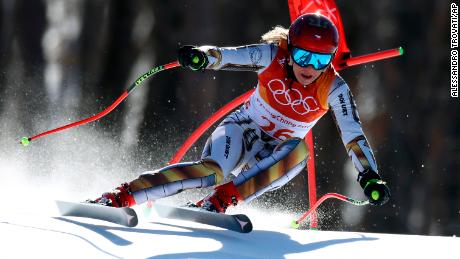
xmin=52 ymin=217 xmax=378 ymax=258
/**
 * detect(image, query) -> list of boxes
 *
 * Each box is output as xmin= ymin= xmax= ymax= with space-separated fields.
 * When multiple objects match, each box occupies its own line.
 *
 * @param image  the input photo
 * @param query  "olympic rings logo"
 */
xmin=268 ymin=79 xmax=319 ymax=115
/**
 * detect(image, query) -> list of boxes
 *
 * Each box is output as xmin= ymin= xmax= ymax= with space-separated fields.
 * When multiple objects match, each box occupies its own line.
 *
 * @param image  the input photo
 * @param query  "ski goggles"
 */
xmin=291 ymin=47 xmax=333 ymax=70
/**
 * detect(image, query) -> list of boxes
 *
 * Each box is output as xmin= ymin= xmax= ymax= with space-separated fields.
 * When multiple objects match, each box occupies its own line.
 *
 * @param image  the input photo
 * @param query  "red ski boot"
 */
xmin=89 ymin=183 xmax=136 ymax=208
xmin=197 ymin=181 xmax=242 ymax=213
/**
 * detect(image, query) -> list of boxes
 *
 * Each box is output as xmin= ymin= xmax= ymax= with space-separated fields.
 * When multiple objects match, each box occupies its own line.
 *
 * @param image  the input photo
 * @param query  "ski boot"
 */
xmin=87 ymin=183 xmax=136 ymax=208
xmin=197 ymin=181 xmax=242 ymax=213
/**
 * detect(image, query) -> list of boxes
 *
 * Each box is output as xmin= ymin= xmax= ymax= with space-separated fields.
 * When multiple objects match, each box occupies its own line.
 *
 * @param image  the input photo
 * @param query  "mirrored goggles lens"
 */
xmin=291 ymin=47 xmax=333 ymax=70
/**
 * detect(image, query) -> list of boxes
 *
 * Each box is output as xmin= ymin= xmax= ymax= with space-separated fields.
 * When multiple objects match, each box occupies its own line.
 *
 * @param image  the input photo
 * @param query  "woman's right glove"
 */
xmin=177 ymin=45 xmax=209 ymax=71
xmin=358 ymin=169 xmax=390 ymax=206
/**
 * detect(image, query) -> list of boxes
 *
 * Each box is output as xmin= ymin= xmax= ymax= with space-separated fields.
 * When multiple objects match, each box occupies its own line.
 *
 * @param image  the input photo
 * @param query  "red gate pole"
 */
xmin=305 ymin=131 xmax=318 ymax=229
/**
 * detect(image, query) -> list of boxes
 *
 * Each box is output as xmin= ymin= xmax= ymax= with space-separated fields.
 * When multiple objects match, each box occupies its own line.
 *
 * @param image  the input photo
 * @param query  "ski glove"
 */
xmin=177 ymin=45 xmax=209 ymax=71
xmin=358 ymin=169 xmax=390 ymax=206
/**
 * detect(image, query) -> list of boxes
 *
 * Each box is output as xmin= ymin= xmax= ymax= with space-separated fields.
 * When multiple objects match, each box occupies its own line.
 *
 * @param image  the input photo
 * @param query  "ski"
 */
xmin=152 ymin=203 xmax=253 ymax=233
xmin=55 ymin=200 xmax=138 ymax=227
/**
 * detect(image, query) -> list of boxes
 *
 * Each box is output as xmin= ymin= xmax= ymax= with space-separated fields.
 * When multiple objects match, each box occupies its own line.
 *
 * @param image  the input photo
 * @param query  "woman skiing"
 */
xmin=90 ymin=13 xmax=390 ymax=213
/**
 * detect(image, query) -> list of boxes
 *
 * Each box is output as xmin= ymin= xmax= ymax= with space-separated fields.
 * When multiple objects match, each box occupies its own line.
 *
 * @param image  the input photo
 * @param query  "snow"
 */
xmin=1 ymin=201 xmax=458 ymax=259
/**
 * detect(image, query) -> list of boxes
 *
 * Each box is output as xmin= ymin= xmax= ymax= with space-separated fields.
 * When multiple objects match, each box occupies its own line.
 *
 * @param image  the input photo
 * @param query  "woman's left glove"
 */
xmin=358 ymin=169 xmax=390 ymax=206
xmin=177 ymin=45 xmax=209 ymax=71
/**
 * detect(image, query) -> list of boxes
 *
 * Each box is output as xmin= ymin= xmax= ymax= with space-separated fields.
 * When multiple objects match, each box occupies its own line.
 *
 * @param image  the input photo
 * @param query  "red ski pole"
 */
xmin=291 ymin=193 xmax=369 ymax=229
xmin=20 ymin=61 xmax=180 ymax=146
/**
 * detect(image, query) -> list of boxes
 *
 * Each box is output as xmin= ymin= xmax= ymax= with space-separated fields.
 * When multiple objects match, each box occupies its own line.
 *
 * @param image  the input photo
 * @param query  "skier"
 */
xmin=90 ymin=13 xmax=390 ymax=213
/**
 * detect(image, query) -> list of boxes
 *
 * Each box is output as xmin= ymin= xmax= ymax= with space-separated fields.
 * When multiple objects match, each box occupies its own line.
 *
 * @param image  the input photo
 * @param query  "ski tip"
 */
xmin=234 ymin=214 xmax=253 ymax=233
xmin=122 ymin=208 xmax=139 ymax=227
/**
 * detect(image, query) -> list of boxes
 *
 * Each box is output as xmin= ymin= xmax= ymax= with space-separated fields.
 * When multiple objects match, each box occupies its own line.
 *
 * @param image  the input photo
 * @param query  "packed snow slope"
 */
xmin=0 ymin=201 xmax=458 ymax=259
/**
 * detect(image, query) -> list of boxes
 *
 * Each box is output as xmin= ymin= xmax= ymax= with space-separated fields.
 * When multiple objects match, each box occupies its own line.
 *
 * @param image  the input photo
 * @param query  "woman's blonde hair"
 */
xmin=261 ymin=26 xmax=289 ymax=46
